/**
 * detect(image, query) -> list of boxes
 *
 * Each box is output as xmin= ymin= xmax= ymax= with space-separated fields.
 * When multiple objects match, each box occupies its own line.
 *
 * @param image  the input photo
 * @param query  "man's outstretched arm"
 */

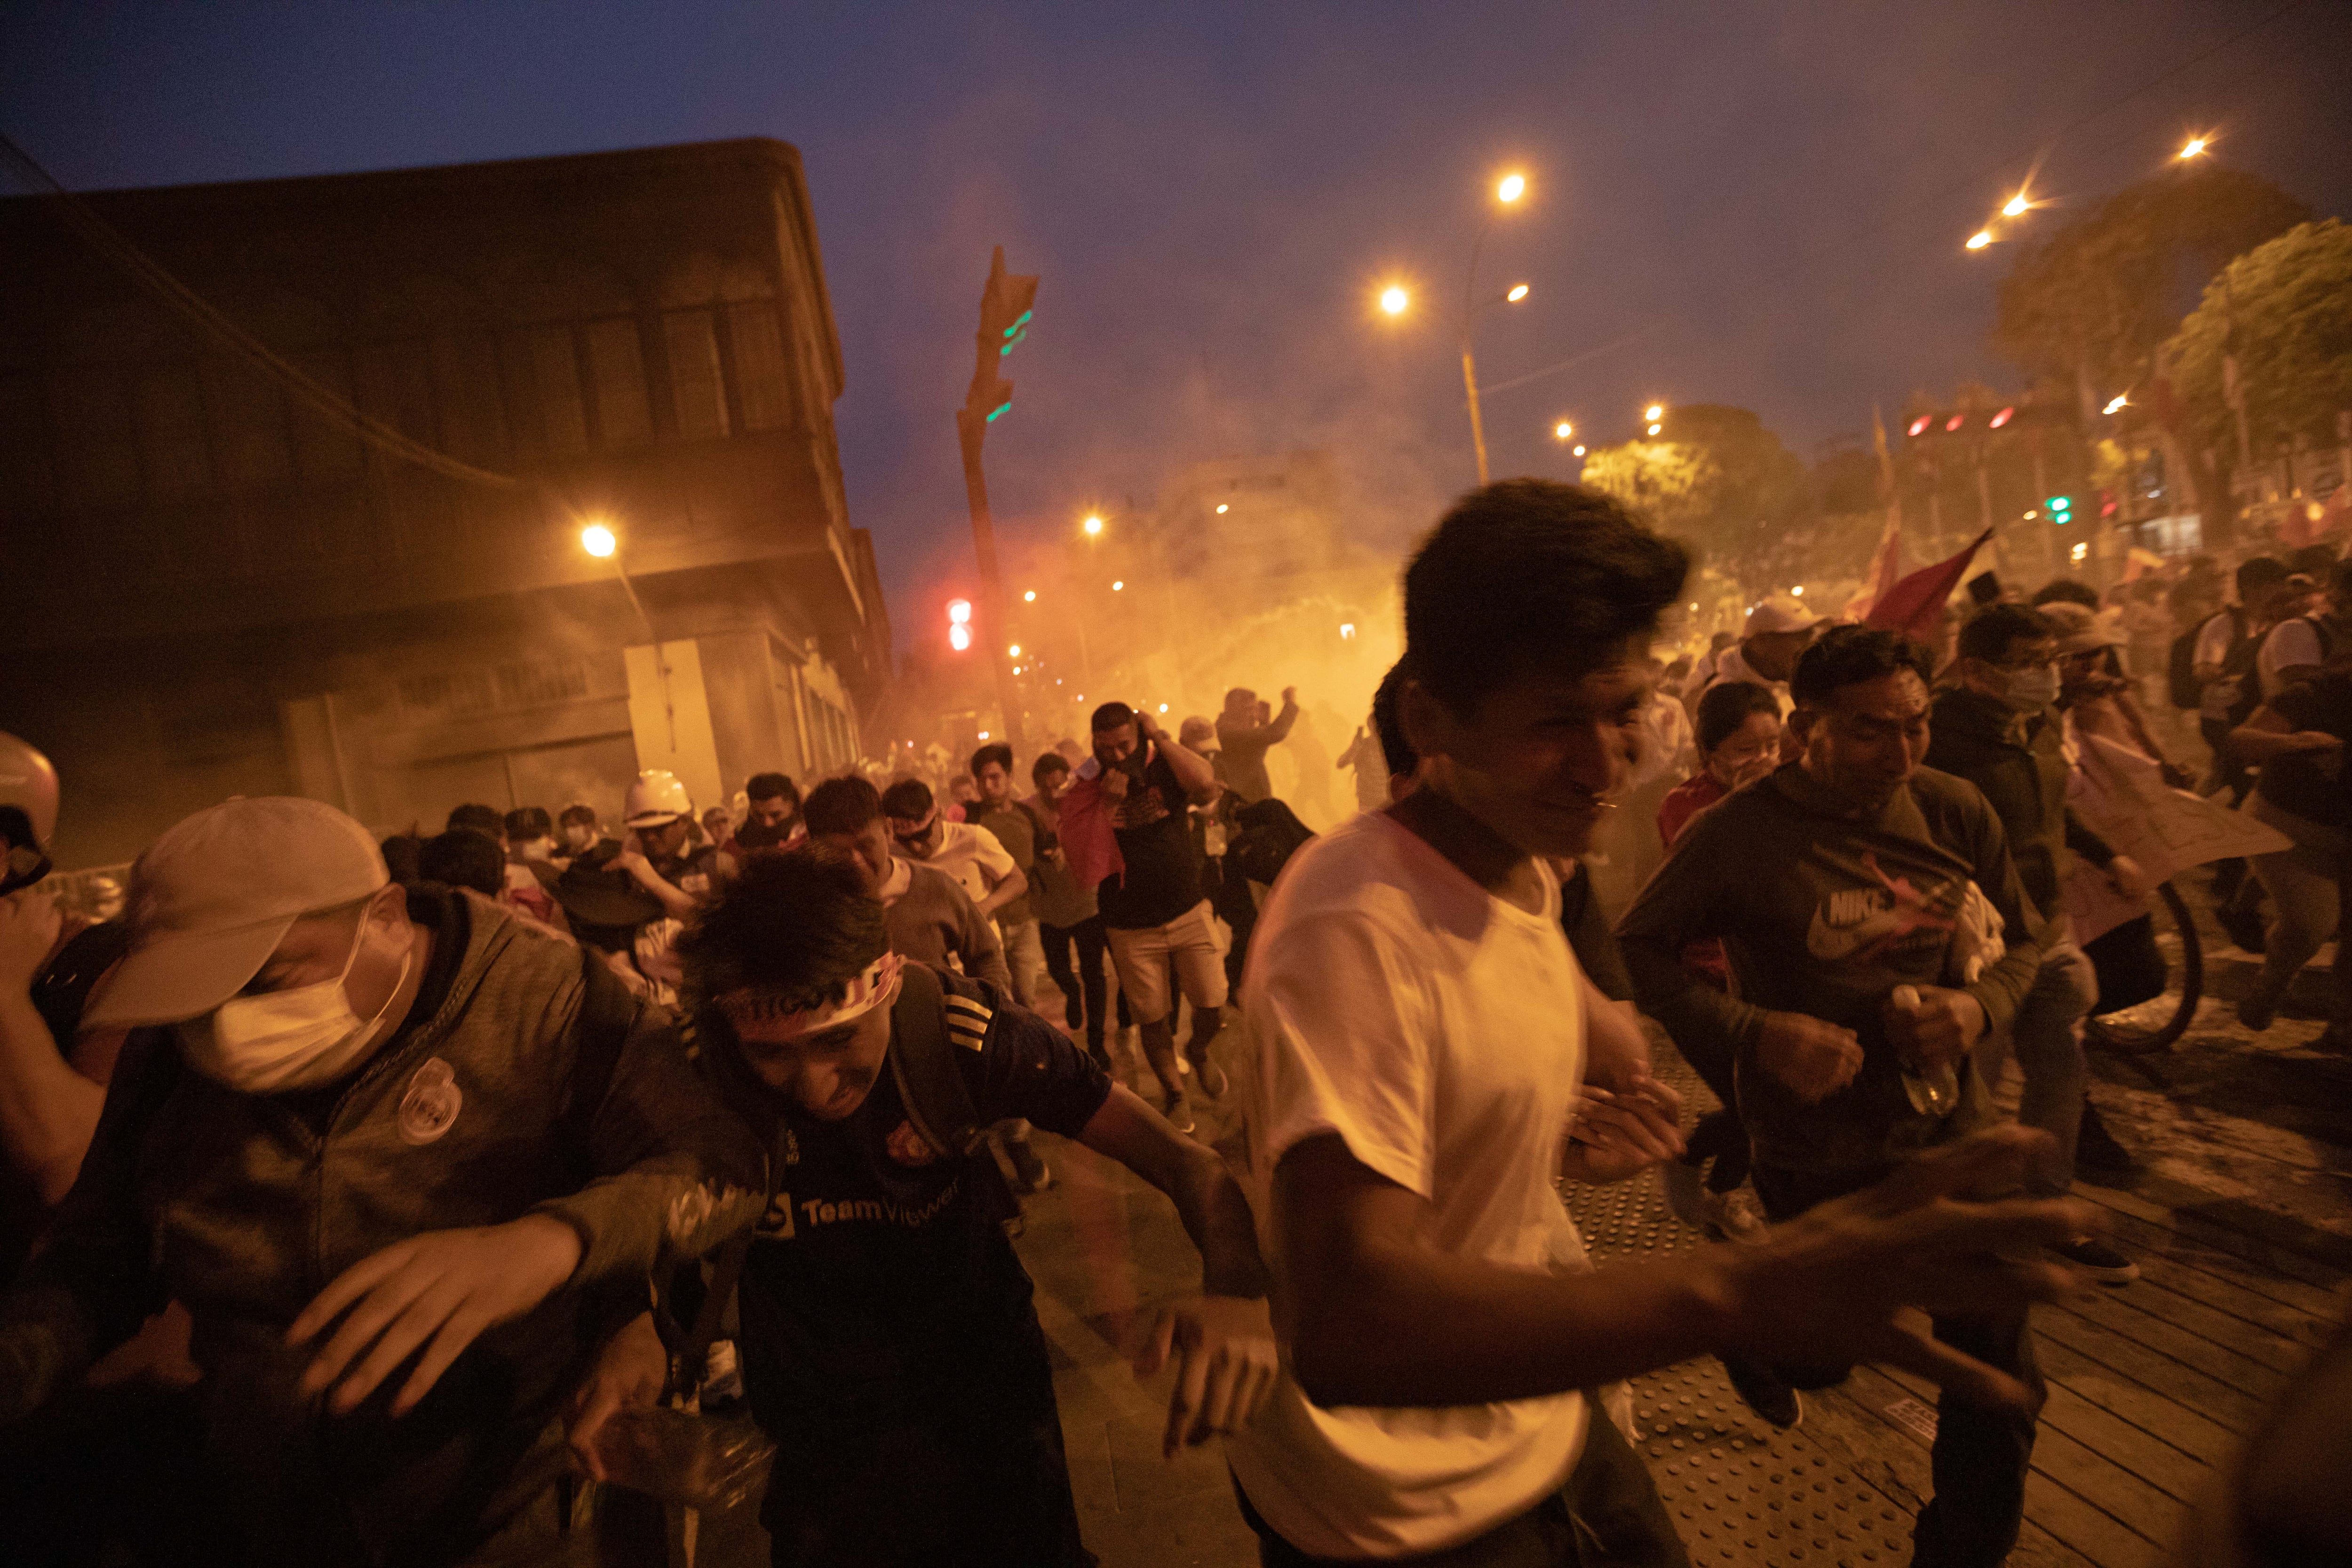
xmin=1277 ymin=1126 xmax=2088 ymax=1415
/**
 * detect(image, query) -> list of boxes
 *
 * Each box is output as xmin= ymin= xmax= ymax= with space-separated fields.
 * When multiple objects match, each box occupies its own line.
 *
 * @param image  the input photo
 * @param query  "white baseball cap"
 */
xmin=83 ymin=797 xmax=388 ymax=1027
xmin=1746 ymin=594 xmax=1821 ymax=637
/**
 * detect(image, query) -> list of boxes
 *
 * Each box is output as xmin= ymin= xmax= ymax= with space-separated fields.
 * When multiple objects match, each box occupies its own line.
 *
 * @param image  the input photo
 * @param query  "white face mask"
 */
xmin=2004 ymin=663 xmax=2061 ymax=711
xmin=519 ymin=838 xmax=552 ymax=861
xmin=177 ymin=918 xmax=412 ymax=1093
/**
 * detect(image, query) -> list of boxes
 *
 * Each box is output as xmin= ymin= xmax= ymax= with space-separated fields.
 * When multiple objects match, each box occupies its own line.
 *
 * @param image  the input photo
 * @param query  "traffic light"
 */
xmin=947 ymin=598 xmax=973 ymax=651
xmin=2047 ymin=495 xmax=2074 ymax=526
xmin=966 ymin=247 xmax=1039 ymax=427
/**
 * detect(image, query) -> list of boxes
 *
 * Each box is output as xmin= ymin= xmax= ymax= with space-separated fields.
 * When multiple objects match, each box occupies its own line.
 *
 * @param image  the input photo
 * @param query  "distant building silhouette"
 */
xmin=0 ymin=139 xmax=888 ymax=864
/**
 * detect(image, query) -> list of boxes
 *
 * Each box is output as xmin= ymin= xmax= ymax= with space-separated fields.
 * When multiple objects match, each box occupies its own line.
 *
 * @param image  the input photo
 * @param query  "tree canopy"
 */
xmin=1994 ymin=166 xmax=2310 ymax=406
xmin=2164 ymin=219 xmax=2352 ymax=462
xmin=1581 ymin=403 xmax=1804 ymax=567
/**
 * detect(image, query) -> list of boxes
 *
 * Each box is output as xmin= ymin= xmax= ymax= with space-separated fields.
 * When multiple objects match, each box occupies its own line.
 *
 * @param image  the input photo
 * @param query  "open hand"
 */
xmin=1755 ymin=1011 xmax=1863 ymax=1103
xmin=1135 ymin=1295 xmax=1279 ymax=1457
xmin=566 ymin=1310 xmax=669 ymax=1478
xmin=1561 ymin=1079 xmax=1686 ymax=1185
xmin=1722 ymin=1126 xmax=2094 ymax=1412
xmin=288 ymin=1214 xmax=582 ymax=1416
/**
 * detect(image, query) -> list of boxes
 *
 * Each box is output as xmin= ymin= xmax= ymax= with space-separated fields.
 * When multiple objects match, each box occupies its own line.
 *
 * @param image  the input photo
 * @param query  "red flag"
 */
xmin=1865 ymin=530 xmax=1993 ymax=642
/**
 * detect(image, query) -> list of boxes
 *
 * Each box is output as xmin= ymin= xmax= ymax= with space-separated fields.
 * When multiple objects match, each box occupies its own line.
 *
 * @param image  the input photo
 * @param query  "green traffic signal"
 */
xmin=2046 ymin=495 xmax=2073 ymax=525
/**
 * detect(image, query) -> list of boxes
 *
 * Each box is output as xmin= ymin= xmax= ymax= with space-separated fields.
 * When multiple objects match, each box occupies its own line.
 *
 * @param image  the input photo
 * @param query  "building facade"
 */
xmin=0 ymin=138 xmax=889 ymax=867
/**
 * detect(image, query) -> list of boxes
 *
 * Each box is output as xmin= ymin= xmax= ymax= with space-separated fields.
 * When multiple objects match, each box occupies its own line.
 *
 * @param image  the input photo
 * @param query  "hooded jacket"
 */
xmin=1926 ymin=684 xmax=2115 ymax=917
xmin=0 ymin=890 xmax=764 ymax=1567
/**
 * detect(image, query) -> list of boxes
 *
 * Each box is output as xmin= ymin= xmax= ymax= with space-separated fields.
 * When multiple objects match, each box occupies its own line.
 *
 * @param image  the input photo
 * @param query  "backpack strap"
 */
xmin=886 ymin=963 xmax=1022 ymax=1227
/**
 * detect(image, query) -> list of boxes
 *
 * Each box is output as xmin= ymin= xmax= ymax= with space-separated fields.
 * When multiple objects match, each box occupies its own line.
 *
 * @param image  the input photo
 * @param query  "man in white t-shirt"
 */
xmin=2257 ymin=561 xmax=2351 ymax=700
xmin=1229 ymin=478 xmax=2097 ymax=1566
xmin=880 ymin=778 xmax=1025 ymax=915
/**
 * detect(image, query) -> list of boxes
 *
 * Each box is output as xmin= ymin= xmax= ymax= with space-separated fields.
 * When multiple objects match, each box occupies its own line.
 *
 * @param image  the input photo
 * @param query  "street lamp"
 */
xmin=1553 ymin=420 xmax=1574 ymax=441
xmin=1497 ymin=172 xmax=1526 ymax=204
xmin=1379 ymin=285 xmax=1409 ymax=316
xmin=1965 ymin=229 xmax=1993 ymax=251
xmin=1455 ymin=173 xmax=1533 ymax=486
xmin=2002 ymin=191 xmax=2031 ymax=217
xmin=1645 ymin=404 xmax=1665 ymax=423
xmin=1505 ymin=282 xmax=1530 ymax=302
xmin=1081 ymin=513 xmax=1104 ymax=536
xmin=2179 ymin=136 xmax=2209 ymax=160
xmin=577 ymin=518 xmax=655 ymax=640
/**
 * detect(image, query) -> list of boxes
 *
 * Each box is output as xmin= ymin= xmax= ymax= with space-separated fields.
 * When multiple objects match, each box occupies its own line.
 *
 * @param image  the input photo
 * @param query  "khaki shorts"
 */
xmin=1104 ymin=900 xmax=1229 ymax=1024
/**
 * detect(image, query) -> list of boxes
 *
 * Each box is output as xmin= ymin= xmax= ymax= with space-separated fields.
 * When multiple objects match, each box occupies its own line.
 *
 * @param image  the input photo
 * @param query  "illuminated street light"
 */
xmin=1646 ymin=423 xmax=1661 ymax=437
xmin=1081 ymin=514 xmax=1104 ymax=536
xmin=580 ymin=523 xmax=616 ymax=558
xmin=1966 ymin=230 xmax=1993 ymax=250
xmin=2104 ymin=394 xmax=2128 ymax=415
xmin=1645 ymin=404 xmax=1664 ymax=423
xmin=1380 ymin=285 xmax=1409 ymax=316
xmin=2002 ymin=193 xmax=2030 ymax=217
xmin=2179 ymin=136 xmax=2208 ymax=160
xmin=1554 ymin=420 xmax=1574 ymax=440
xmin=1497 ymin=173 xmax=1526 ymax=204
xmin=1215 ymin=503 xmax=1229 ymax=514
xmin=1024 ymin=589 xmax=1036 ymax=602
xmin=1789 ymin=586 xmax=1805 ymax=597
xmin=1340 ymin=622 xmax=1357 ymax=639
xmin=1111 ymin=580 xmax=1124 ymax=592
xmin=1505 ymin=282 xmax=1530 ymax=302
xmin=1572 ymin=444 xmax=1586 ymax=456
xmin=1008 ymin=644 xmax=1021 ymax=658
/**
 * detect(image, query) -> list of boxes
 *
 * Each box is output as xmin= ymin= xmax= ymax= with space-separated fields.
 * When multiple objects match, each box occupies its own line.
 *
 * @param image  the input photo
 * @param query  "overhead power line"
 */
xmin=0 ymin=131 xmax=522 ymax=492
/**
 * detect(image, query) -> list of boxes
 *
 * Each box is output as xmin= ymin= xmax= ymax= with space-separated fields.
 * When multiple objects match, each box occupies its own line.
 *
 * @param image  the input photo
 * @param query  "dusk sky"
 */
xmin=7 ymin=1 xmax=2346 ymax=625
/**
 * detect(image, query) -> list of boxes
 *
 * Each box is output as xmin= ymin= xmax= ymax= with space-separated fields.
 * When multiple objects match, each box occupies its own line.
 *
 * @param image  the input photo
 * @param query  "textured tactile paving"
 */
xmin=1561 ymin=1059 xmax=1920 ymax=1567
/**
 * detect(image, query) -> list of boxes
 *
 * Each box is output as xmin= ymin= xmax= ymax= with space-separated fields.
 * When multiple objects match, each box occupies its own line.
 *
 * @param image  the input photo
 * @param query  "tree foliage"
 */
xmin=1582 ymin=403 xmax=1804 ymax=569
xmin=1994 ymin=166 xmax=2310 ymax=402
xmin=2163 ymin=219 xmax=2352 ymax=462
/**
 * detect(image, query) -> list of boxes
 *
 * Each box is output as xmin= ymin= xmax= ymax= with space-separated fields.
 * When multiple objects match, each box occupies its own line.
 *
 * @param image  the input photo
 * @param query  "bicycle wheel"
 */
xmin=2085 ymin=880 xmax=2202 ymax=1055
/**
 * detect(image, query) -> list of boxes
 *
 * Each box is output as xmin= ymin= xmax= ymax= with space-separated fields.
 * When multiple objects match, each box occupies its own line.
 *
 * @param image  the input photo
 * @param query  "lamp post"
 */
xmin=1376 ymin=172 xmax=1530 ymax=487
xmin=580 ymin=520 xmax=679 ymax=752
xmin=1458 ymin=173 xmax=1529 ymax=486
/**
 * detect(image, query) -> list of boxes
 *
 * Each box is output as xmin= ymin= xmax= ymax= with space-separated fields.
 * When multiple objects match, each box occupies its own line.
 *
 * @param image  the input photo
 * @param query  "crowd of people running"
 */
xmin=0 ymin=477 xmax=2343 ymax=1568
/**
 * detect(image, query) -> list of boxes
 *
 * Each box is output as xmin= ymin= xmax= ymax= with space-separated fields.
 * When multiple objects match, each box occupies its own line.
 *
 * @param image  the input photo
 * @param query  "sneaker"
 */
xmin=2239 ymin=991 xmax=2279 ymax=1032
xmin=1164 ymin=1092 xmax=1196 ymax=1136
xmin=1713 ymin=1188 xmax=1770 ymax=1243
xmin=2051 ymin=1235 xmax=2139 ymax=1285
xmin=1189 ymin=1053 xmax=1230 ymax=1098
xmin=1005 ymin=1138 xmax=1054 ymax=1195
xmin=1720 ymin=1356 xmax=1804 ymax=1429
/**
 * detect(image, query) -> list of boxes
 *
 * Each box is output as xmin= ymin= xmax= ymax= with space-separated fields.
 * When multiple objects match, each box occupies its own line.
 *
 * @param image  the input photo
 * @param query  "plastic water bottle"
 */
xmin=1891 ymin=985 xmax=1961 ymax=1118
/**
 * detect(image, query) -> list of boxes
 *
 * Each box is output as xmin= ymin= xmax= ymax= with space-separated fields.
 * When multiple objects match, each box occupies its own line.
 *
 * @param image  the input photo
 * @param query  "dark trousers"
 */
xmin=1751 ymin=1163 xmax=2043 ymax=1568
xmin=1040 ymin=917 xmax=1115 ymax=1048
xmin=1207 ymin=855 xmax=1259 ymax=993
xmin=1235 ymin=1406 xmax=1687 ymax=1568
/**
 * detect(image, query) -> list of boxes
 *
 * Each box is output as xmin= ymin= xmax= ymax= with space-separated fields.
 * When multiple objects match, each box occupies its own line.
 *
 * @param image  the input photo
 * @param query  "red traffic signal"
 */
xmin=947 ymin=598 xmax=973 ymax=651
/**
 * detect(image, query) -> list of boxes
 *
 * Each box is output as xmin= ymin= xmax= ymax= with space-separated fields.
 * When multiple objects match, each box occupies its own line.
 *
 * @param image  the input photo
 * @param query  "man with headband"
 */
xmin=568 ymin=845 xmax=1276 ymax=1568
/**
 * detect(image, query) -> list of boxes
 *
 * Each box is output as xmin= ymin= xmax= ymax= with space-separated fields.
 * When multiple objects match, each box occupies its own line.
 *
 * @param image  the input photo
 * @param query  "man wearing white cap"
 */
xmin=1698 ymin=593 xmax=1820 ymax=719
xmin=0 ymin=795 xmax=763 ymax=1566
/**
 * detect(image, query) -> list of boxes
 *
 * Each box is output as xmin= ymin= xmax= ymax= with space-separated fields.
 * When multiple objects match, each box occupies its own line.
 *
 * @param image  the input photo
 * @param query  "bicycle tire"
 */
xmin=2085 ymin=880 xmax=2202 ymax=1055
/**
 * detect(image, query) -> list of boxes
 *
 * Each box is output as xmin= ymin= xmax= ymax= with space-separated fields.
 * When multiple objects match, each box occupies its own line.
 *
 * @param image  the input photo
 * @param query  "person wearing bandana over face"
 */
xmin=738 ymin=772 xmax=807 ymax=855
xmin=0 ymin=796 xmax=764 ymax=1568
xmin=567 ymin=846 xmax=1276 ymax=1568
xmin=1928 ymin=602 xmax=2141 ymax=1284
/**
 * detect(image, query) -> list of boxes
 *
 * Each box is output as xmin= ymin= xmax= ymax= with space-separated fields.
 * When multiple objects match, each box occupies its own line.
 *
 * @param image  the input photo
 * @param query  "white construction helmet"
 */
xmin=622 ymin=770 xmax=693 ymax=828
xmin=1 ymin=732 xmax=60 ymax=892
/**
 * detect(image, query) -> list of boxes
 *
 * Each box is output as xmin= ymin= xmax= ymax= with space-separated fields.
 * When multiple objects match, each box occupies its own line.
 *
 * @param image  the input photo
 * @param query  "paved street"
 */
xmin=1012 ymin=919 xmax=2350 ymax=1567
